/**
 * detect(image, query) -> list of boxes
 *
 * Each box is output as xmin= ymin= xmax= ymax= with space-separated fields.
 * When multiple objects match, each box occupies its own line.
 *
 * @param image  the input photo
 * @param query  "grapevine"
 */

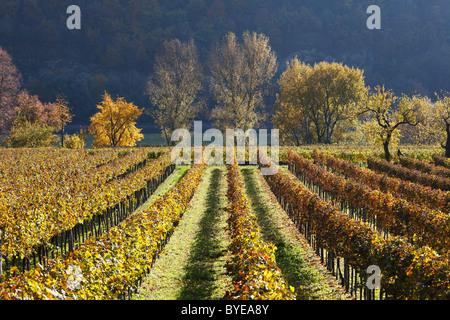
xmin=312 ymin=149 xmax=450 ymax=213
xmin=224 ymin=161 xmax=295 ymax=300
xmin=0 ymin=149 xmax=174 ymax=274
xmin=259 ymin=153 xmax=450 ymax=300
xmin=0 ymin=163 xmax=206 ymax=299
xmin=288 ymin=150 xmax=450 ymax=253
xmin=368 ymin=157 xmax=450 ymax=192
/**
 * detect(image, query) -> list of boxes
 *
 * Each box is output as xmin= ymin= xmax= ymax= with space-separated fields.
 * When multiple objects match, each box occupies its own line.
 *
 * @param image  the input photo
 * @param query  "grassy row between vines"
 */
xmin=134 ymin=165 xmax=351 ymax=300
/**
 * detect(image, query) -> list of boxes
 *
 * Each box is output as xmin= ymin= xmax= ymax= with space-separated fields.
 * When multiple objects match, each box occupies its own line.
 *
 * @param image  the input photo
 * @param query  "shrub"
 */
xmin=7 ymin=121 xmax=57 ymax=148
xmin=64 ymin=134 xmax=85 ymax=149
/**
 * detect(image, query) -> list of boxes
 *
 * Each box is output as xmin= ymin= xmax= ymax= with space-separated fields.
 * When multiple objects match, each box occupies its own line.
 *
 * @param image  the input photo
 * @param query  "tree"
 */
xmin=7 ymin=121 xmax=57 ymax=148
xmin=359 ymin=86 xmax=421 ymax=161
xmin=89 ymin=92 xmax=144 ymax=148
xmin=0 ymin=47 xmax=22 ymax=135
xmin=209 ymin=31 xmax=277 ymax=131
xmin=398 ymin=95 xmax=436 ymax=145
xmin=307 ymin=61 xmax=366 ymax=144
xmin=272 ymin=58 xmax=312 ymax=145
xmin=433 ymin=92 xmax=450 ymax=157
xmin=273 ymin=58 xmax=366 ymax=145
xmin=146 ymin=39 xmax=204 ymax=146
xmin=65 ymin=127 xmax=88 ymax=150
xmin=13 ymin=91 xmax=48 ymax=125
xmin=7 ymin=91 xmax=59 ymax=148
xmin=53 ymin=94 xmax=74 ymax=148
xmin=12 ymin=91 xmax=64 ymax=127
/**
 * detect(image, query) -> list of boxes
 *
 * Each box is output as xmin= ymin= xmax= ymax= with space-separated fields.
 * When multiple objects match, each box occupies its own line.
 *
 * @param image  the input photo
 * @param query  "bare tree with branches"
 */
xmin=146 ymin=39 xmax=205 ymax=145
xmin=0 ymin=47 xmax=22 ymax=137
xmin=209 ymin=31 xmax=277 ymax=131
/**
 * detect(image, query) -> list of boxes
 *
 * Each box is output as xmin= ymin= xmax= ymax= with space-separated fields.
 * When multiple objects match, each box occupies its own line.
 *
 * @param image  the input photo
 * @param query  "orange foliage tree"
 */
xmin=89 ymin=92 xmax=144 ymax=148
xmin=0 ymin=47 xmax=22 ymax=135
xmin=53 ymin=94 xmax=74 ymax=147
xmin=7 ymin=91 xmax=62 ymax=147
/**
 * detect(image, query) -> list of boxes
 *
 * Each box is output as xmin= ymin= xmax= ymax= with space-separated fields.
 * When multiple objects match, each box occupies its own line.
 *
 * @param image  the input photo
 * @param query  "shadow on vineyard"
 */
xmin=1 ymin=147 xmax=450 ymax=302
xmin=241 ymin=167 xmax=350 ymax=300
xmin=241 ymin=168 xmax=283 ymax=245
xmin=177 ymin=167 xmax=230 ymax=300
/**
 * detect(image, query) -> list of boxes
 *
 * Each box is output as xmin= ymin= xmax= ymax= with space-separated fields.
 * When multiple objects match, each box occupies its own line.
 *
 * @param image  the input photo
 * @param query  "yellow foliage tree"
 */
xmin=273 ymin=57 xmax=366 ymax=145
xmin=434 ymin=92 xmax=450 ymax=157
xmin=89 ymin=92 xmax=144 ymax=148
xmin=398 ymin=95 xmax=436 ymax=145
xmin=272 ymin=59 xmax=311 ymax=145
xmin=359 ymin=86 xmax=421 ymax=161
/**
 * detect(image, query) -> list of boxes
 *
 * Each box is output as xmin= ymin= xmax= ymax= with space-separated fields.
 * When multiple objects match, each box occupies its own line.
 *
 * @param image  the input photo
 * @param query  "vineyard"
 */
xmin=0 ymin=146 xmax=449 ymax=300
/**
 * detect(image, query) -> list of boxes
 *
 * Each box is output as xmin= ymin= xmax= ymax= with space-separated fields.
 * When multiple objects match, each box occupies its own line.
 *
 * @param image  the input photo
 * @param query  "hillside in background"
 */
xmin=0 ymin=0 xmax=449 ymax=127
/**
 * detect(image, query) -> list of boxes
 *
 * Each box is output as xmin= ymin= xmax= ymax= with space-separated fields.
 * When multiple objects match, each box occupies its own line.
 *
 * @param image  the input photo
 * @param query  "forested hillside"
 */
xmin=0 ymin=0 xmax=449 ymax=126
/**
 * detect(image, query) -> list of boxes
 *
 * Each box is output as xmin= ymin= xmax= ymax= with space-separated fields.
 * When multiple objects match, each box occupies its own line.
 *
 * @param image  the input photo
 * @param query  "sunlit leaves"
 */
xmin=147 ymin=39 xmax=204 ymax=146
xmin=291 ymin=150 xmax=450 ymax=252
xmin=0 ymin=148 xmax=171 ymax=264
xmin=89 ymin=92 xmax=144 ymax=148
xmin=224 ymin=161 xmax=295 ymax=300
xmin=261 ymin=150 xmax=450 ymax=299
xmin=0 ymin=162 xmax=206 ymax=300
xmin=359 ymin=86 xmax=423 ymax=161
xmin=274 ymin=57 xmax=366 ymax=144
xmin=209 ymin=31 xmax=277 ymax=131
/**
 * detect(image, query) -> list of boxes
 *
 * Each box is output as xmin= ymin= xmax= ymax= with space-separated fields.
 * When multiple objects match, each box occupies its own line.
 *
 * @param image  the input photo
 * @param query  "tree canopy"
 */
xmin=209 ymin=31 xmax=277 ymax=131
xmin=147 ymin=39 xmax=204 ymax=145
xmin=274 ymin=58 xmax=366 ymax=145
xmin=359 ymin=86 xmax=422 ymax=161
xmin=89 ymin=92 xmax=144 ymax=148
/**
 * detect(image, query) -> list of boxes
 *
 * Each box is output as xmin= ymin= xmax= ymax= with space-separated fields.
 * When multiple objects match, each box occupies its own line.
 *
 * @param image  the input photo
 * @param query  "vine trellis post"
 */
xmin=0 ymin=163 xmax=175 ymax=275
xmin=265 ymin=165 xmax=384 ymax=300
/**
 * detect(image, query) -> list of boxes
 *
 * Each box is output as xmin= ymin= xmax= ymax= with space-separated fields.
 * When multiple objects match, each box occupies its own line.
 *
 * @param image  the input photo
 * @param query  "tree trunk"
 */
xmin=325 ymin=122 xmax=331 ymax=144
xmin=383 ymin=140 xmax=391 ymax=162
xmin=446 ymin=125 xmax=450 ymax=158
xmin=293 ymin=131 xmax=301 ymax=146
xmin=325 ymin=120 xmax=338 ymax=145
xmin=305 ymin=119 xmax=311 ymax=145
xmin=61 ymin=125 xmax=65 ymax=148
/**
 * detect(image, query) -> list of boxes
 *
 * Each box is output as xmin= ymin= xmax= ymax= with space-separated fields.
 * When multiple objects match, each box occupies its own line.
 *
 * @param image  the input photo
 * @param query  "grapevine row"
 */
xmin=0 ymin=151 xmax=175 ymax=273
xmin=224 ymin=162 xmax=295 ymax=300
xmin=91 ymin=148 xmax=160 ymax=184
xmin=0 ymin=148 xmax=119 ymax=176
xmin=259 ymin=155 xmax=450 ymax=300
xmin=432 ymin=154 xmax=450 ymax=170
xmin=0 ymin=148 xmax=138 ymax=230
xmin=312 ymin=149 xmax=450 ymax=213
xmin=0 ymin=163 xmax=205 ymax=300
xmin=398 ymin=156 xmax=450 ymax=180
xmin=0 ymin=148 xmax=162 ymax=205
xmin=368 ymin=157 xmax=450 ymax=192
xmin=287 ymin=150 xmax=450 ymax=253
